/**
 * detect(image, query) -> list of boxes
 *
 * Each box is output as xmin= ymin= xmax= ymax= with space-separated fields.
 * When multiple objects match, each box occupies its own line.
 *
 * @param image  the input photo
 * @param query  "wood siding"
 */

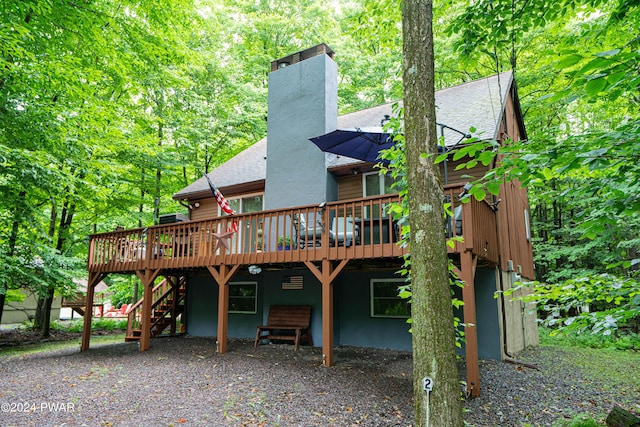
xmin=338 ymin=175 xmax=362 ymax=200
xmin=189 ymin=198 xmax=219 ymax=221
xmin=495 ymin=93 xmax=535 ymax=279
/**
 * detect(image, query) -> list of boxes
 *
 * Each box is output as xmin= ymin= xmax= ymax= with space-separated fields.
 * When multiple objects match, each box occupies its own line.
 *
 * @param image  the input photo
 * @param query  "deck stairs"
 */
xmin=125 ymin=276 xmax=186 ymax=342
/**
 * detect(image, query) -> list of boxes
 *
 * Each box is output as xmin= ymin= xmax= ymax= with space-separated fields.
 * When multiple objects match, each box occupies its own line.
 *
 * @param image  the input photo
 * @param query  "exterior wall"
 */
xmin=186 ymin=270 xmax=323 ymax=341
xmin=2 ymin=290 xmax=62 ymax=324
xmin=453 ymin=268 xmax=502 ymax=360
xmin=336 ymin=158 xmax=488 ymax=202
xmin=338 ymin=175 xmax=363 ymax=200
xmin=185 ymin=269 xmax=413 ymax=350
xmin=334 ymin=271 xmax=412 ymax=350
xmin=186 ymin=272 xmax=265 ymax=339
xmin=474 ymin=268 xmax=502 ymax=360
xmin=188 ymin=198 xmax=219 ymax=221
xmin=440 ymin=158 xmax=489 ymax=185
xmin=495 ymin=93 xmax=535 ymax=280
xmin=184 ymin=267 xmax=518 ymax=358
xmin=264 ymin=53 xmax=338 ymax=209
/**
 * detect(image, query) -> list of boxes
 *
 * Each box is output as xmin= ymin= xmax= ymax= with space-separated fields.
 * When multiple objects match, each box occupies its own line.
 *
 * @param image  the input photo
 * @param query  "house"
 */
xmin=1 ymin=289 xmax=62 ymax=324
xmin=81 ymin=44 xmax=538 ymax=397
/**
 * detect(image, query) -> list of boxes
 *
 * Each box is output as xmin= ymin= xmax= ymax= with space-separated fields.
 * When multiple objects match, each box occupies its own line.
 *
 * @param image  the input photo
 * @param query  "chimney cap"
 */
xmin=270 ymin=43 xmax=335 ymax=72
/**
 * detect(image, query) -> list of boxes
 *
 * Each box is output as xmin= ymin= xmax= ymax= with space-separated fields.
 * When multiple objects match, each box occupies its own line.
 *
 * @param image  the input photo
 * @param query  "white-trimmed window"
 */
xmin=524 ymin=208 xmax=531 ymax=242
xmin=363 ymin=173 xmax=398 ymax=218
xmin=370 ymin=279 xmax=410 ymax=318
xmin=363 ymin=172 xmax=397 ymax=197
xmin=229 ymin=282 xmax=257 ymax=314
xmin=220 ymin=193 xmax=264 ymax=215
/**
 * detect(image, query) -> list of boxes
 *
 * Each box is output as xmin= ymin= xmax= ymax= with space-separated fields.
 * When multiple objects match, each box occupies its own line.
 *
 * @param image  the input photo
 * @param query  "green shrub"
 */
xmin=540 ymin=327 xmax=640 ymax=350
xmin=56 ymin=319 xmax=127 ymax=333
xmin=552 ymin=414 xmax=602 ymax=427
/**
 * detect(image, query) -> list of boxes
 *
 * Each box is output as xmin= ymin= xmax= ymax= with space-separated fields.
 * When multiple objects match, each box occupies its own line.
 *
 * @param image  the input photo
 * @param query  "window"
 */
xmin=229 ymin=282 xmax=257 ymax=314
xmin=363 ymin=172 xmax=397 ymax=197
xmin=219 ymin=193 xmax=264 ymax=215
xmin=218 ymin=193 xmax=264 ymax=254
xmin=363 ymin=173 xmax=398 ymax=218
xmin=370 ymin=279 xmax=410 ymax=318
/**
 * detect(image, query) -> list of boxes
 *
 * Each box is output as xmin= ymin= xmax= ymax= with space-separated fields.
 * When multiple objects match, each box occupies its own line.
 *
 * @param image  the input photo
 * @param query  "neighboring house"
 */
xmin=82 ymin=44 xmax=538 ymax=397
xmin=1 ymin=289 xmax=61 ymax=325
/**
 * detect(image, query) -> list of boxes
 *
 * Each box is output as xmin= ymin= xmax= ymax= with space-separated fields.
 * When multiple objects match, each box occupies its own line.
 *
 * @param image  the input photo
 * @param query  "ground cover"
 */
xmin=0 ymin=325 xmax=638 ymax=426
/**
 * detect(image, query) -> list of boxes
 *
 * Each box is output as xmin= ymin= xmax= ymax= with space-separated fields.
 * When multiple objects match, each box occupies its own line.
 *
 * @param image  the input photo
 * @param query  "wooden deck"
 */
xmin=87 ymin=187 xmax=499 ymax=274
xmin=84 ymin=185 xmax=499 ymax=398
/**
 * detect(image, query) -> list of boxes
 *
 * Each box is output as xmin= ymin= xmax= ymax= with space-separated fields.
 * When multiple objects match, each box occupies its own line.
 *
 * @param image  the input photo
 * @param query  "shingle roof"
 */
xmin=174 ymin=71 xmax=513 ymax=199
xmin=174 ymin=138 xmax=267 ymax=199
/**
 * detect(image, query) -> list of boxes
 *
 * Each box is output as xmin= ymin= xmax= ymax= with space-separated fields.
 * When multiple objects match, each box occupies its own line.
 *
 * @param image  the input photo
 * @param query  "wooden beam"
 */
xmin=321 ymin=259 xmax=334 ymax=366
xmin=303 ymin=259 xmax=348 ymax=284
xmin=170 ymin=276 xmax=179 ymax=335
xmin=80 ymin=272 xmax=108 ymax=351
xmin=304 ymin=259 xmax=348 ymax=367
xmin=135 ymin=269 xmax=162 ymax=352
xmin=459 ymin=251 xmax=480 ymax=397
xmin=207 ymin=264 xmax=240 ymax=353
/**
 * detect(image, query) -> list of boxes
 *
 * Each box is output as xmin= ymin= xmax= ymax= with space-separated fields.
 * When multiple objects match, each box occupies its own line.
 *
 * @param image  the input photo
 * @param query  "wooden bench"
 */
xmin=254 ymin=305 xmax=313 ymax=351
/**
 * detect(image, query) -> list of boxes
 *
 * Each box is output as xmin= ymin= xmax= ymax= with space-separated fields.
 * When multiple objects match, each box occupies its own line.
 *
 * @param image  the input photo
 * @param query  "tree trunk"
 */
xmin=0 ymin=191 xmax=25 ymax=323
xmin=402 ymin=0 xmax=464 ymax=425
xmin=153 ymin=122 xmax=163 ymax=225
xmin=606 ymin=405 xmax=640 ymax=427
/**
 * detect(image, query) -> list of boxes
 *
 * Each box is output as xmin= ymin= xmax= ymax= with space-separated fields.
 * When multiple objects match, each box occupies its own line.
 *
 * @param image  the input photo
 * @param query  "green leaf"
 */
xmin=487 ymin=181 xmax=501 ymax=195
xmin=595 ymin=49 xmax=620 ymax=57
xmin=556 ymin=53 xmax=583 ymax=68
xmin=585 ymin=77 xmax=607 ymax=97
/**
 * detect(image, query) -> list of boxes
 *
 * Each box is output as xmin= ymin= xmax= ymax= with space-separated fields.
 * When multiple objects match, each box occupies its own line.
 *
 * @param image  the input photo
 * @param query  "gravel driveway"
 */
xmin=0 ymin=336 xmax=637 ymax=426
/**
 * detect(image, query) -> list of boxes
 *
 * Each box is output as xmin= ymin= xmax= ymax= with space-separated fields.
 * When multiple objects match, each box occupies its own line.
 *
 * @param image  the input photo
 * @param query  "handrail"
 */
xmin=126 ymin=276 xmax=186 ymax=338
xmin=89 ymin=189 xmax=499 ymax=274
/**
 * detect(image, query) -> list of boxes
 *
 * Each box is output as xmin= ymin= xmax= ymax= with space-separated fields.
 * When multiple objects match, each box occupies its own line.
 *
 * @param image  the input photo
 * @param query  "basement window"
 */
xmin=229 ymin=282 xmax=257 ymax=314
xmin=370 ymin=279 xmax=410 ymax=318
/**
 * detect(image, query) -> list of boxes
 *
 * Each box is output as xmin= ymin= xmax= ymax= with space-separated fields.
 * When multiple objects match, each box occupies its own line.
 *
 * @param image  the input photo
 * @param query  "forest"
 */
xmin=0 ymin=0 xmax=638 ymax=341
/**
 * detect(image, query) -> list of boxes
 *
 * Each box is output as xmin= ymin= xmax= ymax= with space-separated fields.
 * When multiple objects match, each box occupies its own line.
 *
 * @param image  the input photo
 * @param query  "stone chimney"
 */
xmin=264 ymin=44 xmax=338 ymax=209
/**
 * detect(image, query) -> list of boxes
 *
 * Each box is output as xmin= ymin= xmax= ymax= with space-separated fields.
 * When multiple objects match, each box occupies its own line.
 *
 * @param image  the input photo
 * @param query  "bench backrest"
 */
xmin=266 ymin=305 xmax=312 ymax=328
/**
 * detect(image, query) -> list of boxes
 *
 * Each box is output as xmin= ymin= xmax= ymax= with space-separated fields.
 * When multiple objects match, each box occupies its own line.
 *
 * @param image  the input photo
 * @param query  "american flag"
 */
xmin=204 ymin=174 xmax=238 ymax=232
xmin=282 ymin=275 xmax=304 ymax=290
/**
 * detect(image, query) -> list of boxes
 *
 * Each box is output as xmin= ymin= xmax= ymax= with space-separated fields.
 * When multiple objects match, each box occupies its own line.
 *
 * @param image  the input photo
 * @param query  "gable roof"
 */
xmin=174 ymin=71 xmax=514 ymax=200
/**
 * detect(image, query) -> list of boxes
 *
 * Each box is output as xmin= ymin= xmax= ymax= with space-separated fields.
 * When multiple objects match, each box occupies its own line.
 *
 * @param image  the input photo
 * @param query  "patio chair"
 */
xmin=293 ymin=212 xmax=326 ymax=249
xmin=330 ymin=217 xmax=360 ymax=247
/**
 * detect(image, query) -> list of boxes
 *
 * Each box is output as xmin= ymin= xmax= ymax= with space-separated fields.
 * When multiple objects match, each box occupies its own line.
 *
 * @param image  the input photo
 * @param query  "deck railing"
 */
xmin=87 ymin=188 xmax=498 ymax=274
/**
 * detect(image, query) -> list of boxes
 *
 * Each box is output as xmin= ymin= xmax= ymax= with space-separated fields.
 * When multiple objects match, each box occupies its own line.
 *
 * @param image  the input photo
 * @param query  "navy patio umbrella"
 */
xmin=309 ymin=127 xmax=394 ymax=164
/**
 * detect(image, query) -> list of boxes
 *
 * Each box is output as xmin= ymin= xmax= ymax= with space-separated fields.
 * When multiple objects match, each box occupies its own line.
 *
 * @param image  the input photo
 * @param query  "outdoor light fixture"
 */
xmin=278 ymin=61 xmax=290 ymax=69
xmin=458 ymin=183 xmax=473 ymax=198
xmin=248 ymin=265 xmax=262 ymax=275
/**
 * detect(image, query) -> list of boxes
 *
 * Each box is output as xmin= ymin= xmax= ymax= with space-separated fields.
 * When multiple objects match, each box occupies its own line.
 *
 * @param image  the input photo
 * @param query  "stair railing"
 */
xmin=126 ymin=276 xmax=186 ymax=339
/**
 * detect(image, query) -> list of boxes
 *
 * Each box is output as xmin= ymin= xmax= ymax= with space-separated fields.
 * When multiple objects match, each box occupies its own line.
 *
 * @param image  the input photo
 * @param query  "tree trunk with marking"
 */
xmin=402 ymin=0 xmax=464 ymax=425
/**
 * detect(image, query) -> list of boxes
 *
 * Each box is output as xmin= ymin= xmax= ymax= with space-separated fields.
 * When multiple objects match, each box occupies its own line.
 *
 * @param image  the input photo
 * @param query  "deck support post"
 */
xmin=207 ymin=264 xmax=240 ymax=354
xmin=304 ymin=259 xmax=348 ymax=367
xmin=459 ymin=251 xmax=480 ymax=397
xmin=170 ymin=276 xmax=179 ymax=335
xmin=135 ymin=269 xmax=162 ymax=352
xmin=80 ymin=272 xmax=107 ymax=351
xmin=321 ymin=260 xmax=334 ymax=366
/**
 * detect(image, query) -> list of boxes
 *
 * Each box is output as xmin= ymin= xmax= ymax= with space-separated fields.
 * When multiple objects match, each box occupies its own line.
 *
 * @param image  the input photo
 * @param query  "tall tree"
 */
xmin=402 ymin=0 xmax=464 ymax=425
